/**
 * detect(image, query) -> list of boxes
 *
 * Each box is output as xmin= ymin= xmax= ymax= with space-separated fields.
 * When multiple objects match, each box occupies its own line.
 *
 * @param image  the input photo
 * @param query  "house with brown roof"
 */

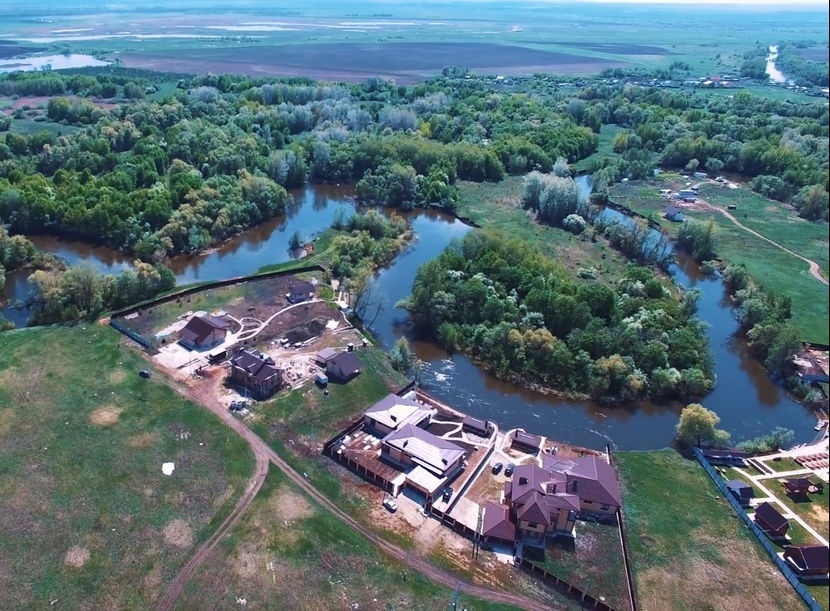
xmin=503 ymin=464 xmax=580 ymax=544
xmin=179 ymin=315 xmax=229 ymax=350
xmin=326 ymin=351 xmax=361 ymax=383
xmin=364 ymin=393 xmax=435 ymax=437
xmin=541 ymin=455 xmax=622 ymax=517
xmin=753 ymin=502 xmax=790 ymax=538
xmin=783 ymin=544 xmax=830 ymax=578
xmin=229 ymin=349 xmax=283 ymax=399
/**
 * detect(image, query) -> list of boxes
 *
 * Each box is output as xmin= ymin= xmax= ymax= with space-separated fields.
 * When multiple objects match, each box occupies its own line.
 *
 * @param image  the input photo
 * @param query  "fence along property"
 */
xmin=693 ymin=447 xmax=823 ymax=611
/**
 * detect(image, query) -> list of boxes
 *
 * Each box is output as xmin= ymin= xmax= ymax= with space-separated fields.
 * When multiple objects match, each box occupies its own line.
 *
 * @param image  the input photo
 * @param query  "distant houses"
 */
xmin=510 ymin=429 xmax=543 ymax=454
xmin=179 ymin=315 xmax=230 ymax=350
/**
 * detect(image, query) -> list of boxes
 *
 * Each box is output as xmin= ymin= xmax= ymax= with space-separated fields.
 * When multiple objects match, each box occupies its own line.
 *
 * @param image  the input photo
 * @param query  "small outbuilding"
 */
xmin=326 ymin=351 xmax=361 ymax=383
xmin=783 ymin=544 xmax=830 ymax=578
xmin=664 ymin=205 xmax=686 ymax=222
xmin=286 ymin=280 xmax=316 ymax=304
xmin=511 ymin=429 xmax=543 ymax=453
xmin=725 ymin=480 xmax=755 ymax=507
xmin=753 ymin=502 xmax=790 ymax=538
xmin=462 ymin=416 xmax=491 ymax=437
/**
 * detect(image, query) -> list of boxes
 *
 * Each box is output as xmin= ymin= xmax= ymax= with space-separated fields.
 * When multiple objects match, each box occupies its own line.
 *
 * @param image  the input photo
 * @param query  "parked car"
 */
xmin=138 ymin=369 xmax=151 ymax=379
xmin=441 ymin=487 xmax=453 ymax=502
xmin=505 ymin=464 xmax=515 ymax=477
xmin=382 ymin=498 xmax=398 ymax=513
xmin=491 ymin=462 xmax=504 ymax=475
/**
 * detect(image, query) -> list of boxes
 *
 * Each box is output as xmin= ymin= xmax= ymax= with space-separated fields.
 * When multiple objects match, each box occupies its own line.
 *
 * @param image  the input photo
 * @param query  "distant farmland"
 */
xmin=118 ymin=42 xmax=630 ymax=83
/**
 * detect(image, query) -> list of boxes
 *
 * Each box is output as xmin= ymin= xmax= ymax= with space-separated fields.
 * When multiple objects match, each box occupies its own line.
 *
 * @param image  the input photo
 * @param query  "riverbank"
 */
xmin=608 ymin=175 xmax=829 ymax=344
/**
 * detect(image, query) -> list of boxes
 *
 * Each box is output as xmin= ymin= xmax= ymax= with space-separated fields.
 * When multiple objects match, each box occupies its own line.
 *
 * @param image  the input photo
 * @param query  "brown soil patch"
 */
xmin=64 ymin=545 xmax=90 ymax=568
xmin=89 ymin=405 xmax=123 ymax=427
xmin=809 ymin=503 xmax=829 ymax=531
xmin=127 ymin=432 xmax=157 ymax=448
xmin=162 ymin=519 xmax=194 ymax=548
xmin=108 ymin=368 xmax=127 ymax=384
xmin=270 ymin=488 xmax=314 ymax=522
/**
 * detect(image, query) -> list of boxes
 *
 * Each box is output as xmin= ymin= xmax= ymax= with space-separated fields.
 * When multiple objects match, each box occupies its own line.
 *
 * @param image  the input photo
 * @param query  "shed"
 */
xmin=725 ymin=480 xmax=755 ymax=506
xmin=286 ymin=280 xmax=315 ymax=304
xmin=664 ymin=205 xmax=686 ymax=222
xmin=753 ymin=502 xmax=789 ymax=538
xmin=677 ymin=189 xmax=697 ymax=202
xmin=315 ymin=373 xmax=329 ymax=387
xmin=462 ymin=416 xmax=490 ymax=437
xmin=511 ymin=430 xmax=543 ymax=453
xmin=326 ymin=351 xmax=361 ymax=383
xmin=781 ymin=477 xmax=821 ymax=498
xmin=783 ymin=544 xmax=830 ymax=577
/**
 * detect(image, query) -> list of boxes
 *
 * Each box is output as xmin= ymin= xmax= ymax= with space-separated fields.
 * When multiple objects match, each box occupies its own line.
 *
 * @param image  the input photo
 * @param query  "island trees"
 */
xmin=404 ymin=231 xmax=713 ymax=401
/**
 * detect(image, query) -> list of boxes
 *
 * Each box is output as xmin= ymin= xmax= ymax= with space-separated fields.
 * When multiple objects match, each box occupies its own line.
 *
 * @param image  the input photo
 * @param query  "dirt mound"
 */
xmin=89 ymin=405 xmax=123 ymax=426
xmin=64 ymin=545 xmax=90 ymax=568
xmin=163 ymin=519 xmax=194 ymax=548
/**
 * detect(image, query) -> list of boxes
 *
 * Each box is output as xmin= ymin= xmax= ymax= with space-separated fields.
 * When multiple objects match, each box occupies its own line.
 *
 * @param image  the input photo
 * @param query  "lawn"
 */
xmin=181 ymin=469 xmax=517 ymax=610
xmin=532 ymin=520 xmax=631 ymax=611
xmin=0 ymin=324 xmax=254 ymax=608
xmin=609 ymin=179 xmax=830 ymax=343
xmin=760 ymin=457 xmax=806 ymax=473
xmin=615 ymin=450 xmax=803 ymax=611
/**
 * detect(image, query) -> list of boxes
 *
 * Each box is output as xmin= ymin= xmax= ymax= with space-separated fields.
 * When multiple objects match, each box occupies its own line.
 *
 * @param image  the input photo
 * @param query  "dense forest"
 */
xmin=403 ymin=231 xmax=713 ymax=401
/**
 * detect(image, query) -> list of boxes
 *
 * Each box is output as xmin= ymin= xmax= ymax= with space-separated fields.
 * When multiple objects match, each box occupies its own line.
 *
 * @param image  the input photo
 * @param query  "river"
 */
xmin=0 ymin=181 xmax=817 ymax=449
xmin=766 ymin=45 xmax=791 ymax=85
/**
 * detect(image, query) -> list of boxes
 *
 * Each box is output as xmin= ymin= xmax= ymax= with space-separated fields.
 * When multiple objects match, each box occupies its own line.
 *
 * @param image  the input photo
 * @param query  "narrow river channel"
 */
xmin=0 ymin=181 xmax=818 ymax=449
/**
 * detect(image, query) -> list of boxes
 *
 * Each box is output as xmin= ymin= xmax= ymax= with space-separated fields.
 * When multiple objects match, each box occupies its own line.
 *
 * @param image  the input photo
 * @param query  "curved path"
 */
xmin=158 ymin=380 xmax=551 ymax=611
xmin=707 ymin=203 xmax=828 ymax=285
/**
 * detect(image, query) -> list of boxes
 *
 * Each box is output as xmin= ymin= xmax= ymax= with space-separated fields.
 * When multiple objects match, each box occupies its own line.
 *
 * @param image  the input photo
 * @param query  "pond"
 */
xmin=0 ymin=181 xmax=817 ymax=450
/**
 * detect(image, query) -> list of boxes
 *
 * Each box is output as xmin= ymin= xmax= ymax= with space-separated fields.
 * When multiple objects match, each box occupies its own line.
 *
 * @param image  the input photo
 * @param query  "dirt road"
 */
xmin=157 ymin=380 xmax=552 ymax=611
xmin=699 ymin=200 xmax=828 ymax=285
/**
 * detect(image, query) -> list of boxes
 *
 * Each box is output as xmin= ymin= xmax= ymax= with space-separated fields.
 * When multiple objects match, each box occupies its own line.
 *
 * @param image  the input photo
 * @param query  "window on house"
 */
xmin=527 ymin=522 xmax=537 ymax=528
xmin=601 ymin=504 xmax=610 ymax=511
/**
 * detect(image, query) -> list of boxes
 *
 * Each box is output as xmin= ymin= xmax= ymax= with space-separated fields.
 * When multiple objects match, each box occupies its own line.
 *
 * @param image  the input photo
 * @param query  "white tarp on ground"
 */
xmin=162 ymin=462 xmax=175 ymax=476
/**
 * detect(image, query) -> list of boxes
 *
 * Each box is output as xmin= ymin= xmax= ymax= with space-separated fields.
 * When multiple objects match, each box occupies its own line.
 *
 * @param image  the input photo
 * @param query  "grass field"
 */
xmin=609 ymin=178 xmax=830 ymax=343
xmin=456 ymin=177 xmax=639 ymax=287
xmin=0 ymin=324 xmax=254 ymax=608
xmin=572 ymin=124 xmax=623 ymax=173
xmin=615 ymin=450 xmax=804 ymax=611
xmin=181 ymin=469 xmax=516 ymax=610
